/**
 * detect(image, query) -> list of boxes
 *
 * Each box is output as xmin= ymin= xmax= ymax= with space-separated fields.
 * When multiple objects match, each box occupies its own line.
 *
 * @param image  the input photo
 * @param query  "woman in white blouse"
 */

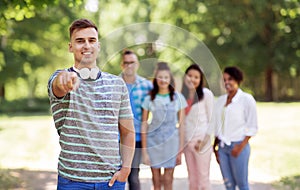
xmin=212 ymin=66 xmax=258 ymax=190
xmin=182 ymin=64 xmax=214 ymax=190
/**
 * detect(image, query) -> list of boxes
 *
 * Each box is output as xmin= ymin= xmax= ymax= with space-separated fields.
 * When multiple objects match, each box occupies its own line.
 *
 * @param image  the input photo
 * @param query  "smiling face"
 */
xmin=121 ymin=53 xmax=139 ymax=77
xmin=223 ymin=72 xmax=239 ymax=94
xmin=184 ymin=69 xmax=201 ymax=91
xmin=69 ymin=27 xmax=100 ymax=68
xmin=156 ymin=70 xmax=171 ymax=91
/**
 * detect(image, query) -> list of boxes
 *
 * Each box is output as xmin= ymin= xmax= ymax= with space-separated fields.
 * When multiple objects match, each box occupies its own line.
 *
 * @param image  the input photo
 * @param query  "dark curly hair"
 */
xmin=224 ymin=66 xmax=243 ymax=85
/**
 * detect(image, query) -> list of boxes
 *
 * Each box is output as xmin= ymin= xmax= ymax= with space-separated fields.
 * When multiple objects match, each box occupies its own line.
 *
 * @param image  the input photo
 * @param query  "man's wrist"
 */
xmin=120 ymin=166 xmax=131 ymax=174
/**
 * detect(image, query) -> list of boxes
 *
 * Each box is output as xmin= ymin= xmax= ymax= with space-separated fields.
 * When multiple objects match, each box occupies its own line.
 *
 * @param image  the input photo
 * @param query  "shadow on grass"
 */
xmin=1 ymin=168 xmax=298 ymax=190
xmin=0 ymin=169 xmax=57 ymax=190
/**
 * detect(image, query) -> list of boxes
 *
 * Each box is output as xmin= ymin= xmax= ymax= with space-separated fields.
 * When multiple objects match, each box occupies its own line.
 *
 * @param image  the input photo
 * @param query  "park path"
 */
xmin=14 ymin=157 xmax=275 ymax=190
xmin=5 ymin=119 xmax=276 ymax=190
xmin=3 ymin=104 xmax=285 ymax=190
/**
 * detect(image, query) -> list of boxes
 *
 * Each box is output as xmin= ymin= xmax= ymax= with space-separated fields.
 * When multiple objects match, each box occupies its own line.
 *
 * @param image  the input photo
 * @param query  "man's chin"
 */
xmin=124 ymin=72 xmax=134 ymax=76
xmin=80 ymin=59 xmax=96 ymax=65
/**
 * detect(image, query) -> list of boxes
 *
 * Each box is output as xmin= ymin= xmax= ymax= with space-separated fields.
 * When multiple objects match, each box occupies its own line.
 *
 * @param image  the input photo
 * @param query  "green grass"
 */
xmin=0 ymin=114 xmax=59 ymax=171
xmin=251 ymin=102 xmax=300 ymax=177
xmin=0 ymin=103 xmax=300 ymax=189
xmin=273 ymin=175 xmax=300 ymax=190
xmin=251 ymin=102 xmax=300 ymax=189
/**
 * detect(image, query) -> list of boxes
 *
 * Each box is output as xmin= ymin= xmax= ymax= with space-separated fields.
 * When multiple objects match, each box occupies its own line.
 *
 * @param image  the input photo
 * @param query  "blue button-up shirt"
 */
xmin=123 ymin=74 xmax=152 ymax=141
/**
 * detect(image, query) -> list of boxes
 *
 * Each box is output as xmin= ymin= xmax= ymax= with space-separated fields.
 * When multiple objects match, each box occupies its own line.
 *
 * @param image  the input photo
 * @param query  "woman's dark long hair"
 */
xmin=182 ymin=64 xmax=204 ymax=104
xmin=150 ymin=62 xmax=175 ymax=101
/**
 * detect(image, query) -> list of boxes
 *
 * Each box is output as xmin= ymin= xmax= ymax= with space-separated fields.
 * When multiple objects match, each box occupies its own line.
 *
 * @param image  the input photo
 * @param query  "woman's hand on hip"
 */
xmin=231 ymin=143 xmax=243 ymax=157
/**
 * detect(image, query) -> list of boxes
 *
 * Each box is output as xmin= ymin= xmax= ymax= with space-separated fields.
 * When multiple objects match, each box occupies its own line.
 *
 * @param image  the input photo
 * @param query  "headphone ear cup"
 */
xmin=73 ymin=66 xmax=100 ymax=80
xmin=90 ymin=68 xmax=99 ymax=80
xmin=79 ymin=68 xmax=90 ymax=80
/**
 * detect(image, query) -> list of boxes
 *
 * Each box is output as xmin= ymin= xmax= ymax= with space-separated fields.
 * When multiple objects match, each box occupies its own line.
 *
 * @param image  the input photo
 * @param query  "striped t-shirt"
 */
xmin=48 ymin=69 xmax=133 ymax=182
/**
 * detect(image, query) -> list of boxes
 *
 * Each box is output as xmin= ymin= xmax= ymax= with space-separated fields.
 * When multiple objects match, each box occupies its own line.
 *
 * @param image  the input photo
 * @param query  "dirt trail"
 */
xmin=12 ymin=159 xmax=275 ymax=190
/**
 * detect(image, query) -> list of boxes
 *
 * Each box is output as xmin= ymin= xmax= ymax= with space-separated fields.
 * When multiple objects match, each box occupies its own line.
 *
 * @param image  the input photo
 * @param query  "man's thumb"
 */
xmin=108 ymin=175 xmax=117 ymax=187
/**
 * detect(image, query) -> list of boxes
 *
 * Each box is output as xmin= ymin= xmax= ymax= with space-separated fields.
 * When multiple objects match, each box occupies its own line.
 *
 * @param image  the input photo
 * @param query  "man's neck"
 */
xmin=122 ymin=74 xmax=136 ymax=84
xmin=74 ymin=62 xmax=97 ymax=69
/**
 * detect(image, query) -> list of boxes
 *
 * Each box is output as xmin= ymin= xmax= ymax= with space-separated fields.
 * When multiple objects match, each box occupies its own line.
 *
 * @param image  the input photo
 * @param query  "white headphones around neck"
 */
xmin=73 ymin=66 xmax=100 ymax=80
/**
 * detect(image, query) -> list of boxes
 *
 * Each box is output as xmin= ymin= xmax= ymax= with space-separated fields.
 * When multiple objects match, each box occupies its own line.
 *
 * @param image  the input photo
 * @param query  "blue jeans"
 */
xmin=218 ymin=141 xmax=250 ymax=190
xmin=57 ymin=175 xmax=126 ymax=190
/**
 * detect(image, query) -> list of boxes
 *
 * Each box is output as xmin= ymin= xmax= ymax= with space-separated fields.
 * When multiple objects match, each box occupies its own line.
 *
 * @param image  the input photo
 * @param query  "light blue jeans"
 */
xmin=57 ymin=175 xmax=126 ymax=190
xmin=218 ymin=141 xmax=250 ymax=190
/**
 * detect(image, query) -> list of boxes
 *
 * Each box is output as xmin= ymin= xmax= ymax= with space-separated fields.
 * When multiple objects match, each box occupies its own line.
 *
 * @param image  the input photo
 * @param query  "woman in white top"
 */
xmin=212 ymin=66 xmax=258 ymax=190
xmin=182 ymin=64 xmax=214 ymax=190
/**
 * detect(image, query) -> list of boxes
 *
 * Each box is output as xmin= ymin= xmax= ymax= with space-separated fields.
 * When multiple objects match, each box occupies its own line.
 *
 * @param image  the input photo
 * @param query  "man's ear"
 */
xmin=98 ymin=42 xmax=101 ymax=52
xmin=68 ymin=42 xmax=73 ymax=53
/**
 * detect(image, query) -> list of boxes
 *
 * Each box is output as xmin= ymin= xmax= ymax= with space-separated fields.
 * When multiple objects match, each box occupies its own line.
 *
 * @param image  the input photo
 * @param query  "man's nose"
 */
xmin=83 ymin=40 xmax=91 ymax=48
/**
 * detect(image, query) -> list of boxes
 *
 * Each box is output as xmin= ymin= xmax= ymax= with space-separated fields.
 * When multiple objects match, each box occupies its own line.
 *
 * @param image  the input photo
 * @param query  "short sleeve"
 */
xmin=141 ymin=95 xmax=151 ymax=111
xmin=47 ymin=69 xmax=67 ymax=102
xmin=176 ymin=93 xmax=187 ymax=111
xmin=144 ymin=79 xmax=153 ymax=92
xmin=119 ymin=78 xmax=134 ymax=119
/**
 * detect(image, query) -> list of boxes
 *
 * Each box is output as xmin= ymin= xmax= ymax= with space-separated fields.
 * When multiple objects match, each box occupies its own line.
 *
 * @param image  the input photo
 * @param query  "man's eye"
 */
xmin=124 ymin=62 xmax=135 ymax=65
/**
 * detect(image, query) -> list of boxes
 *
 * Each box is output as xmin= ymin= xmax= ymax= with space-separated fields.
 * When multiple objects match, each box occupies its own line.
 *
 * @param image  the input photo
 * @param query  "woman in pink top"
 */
xmin=181 ymin=64 xmax=214 ymax=190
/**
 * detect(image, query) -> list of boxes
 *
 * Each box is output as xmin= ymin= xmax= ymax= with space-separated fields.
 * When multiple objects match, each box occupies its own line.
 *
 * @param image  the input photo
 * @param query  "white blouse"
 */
xmin=184 ymin=88 xmax=214 ymax=142
xmin=212 ymin=89 xmax=258 ymax=145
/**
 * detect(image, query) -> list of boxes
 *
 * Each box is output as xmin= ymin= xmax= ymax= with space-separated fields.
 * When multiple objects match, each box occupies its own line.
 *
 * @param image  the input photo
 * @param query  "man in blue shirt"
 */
xmin=120 ymin=50 xmax=152 ymax=190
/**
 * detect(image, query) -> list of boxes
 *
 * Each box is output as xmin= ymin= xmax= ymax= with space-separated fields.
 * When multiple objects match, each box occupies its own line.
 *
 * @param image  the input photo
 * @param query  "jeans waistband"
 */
xmin=220 ymin=140 xmax=243 ymax=148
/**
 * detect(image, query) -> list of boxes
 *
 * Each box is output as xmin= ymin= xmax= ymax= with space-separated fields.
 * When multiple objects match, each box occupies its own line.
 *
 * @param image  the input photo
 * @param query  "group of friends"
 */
xmin=48 ymin=18 xmax=258 ymax=190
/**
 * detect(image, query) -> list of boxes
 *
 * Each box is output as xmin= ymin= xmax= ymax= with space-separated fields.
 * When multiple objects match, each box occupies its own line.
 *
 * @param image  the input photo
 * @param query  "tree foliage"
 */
xmin=169 ymin=0 xmax=300 ymax=100
xmin=0 ymin=0 xmax=299 ymax=104
xmin=0 ymin=0 xmax=90 ymax=100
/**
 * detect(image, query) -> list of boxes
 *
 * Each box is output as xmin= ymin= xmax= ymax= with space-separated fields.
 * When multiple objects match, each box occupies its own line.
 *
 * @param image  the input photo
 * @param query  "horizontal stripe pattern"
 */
xmin=48 ymin=70 xmax=132 ymax=182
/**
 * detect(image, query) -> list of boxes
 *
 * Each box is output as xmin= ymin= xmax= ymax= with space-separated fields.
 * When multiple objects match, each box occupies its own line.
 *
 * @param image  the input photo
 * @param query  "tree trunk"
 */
xmin=265 ymin=65 xmax=273 ymax=101
xmin=0 ymin=83 xmax=5 ymax=100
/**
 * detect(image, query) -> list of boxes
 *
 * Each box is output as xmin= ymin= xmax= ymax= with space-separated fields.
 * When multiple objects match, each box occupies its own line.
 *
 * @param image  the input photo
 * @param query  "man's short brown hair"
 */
xmin=122 ymin=49 xmax=135 ymax=56
xmin=69 ymin=18 xmax=98 ymax=39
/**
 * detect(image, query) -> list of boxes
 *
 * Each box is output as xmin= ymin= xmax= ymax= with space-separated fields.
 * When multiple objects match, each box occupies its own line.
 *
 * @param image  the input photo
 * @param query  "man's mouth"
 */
xmin=82 ymin=52 xmax=92 ymax=55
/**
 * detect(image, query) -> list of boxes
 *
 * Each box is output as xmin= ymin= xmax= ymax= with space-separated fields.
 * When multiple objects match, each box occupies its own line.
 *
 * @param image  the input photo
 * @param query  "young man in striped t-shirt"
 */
xmin=48 ymin=18 xmax=135 ymax=190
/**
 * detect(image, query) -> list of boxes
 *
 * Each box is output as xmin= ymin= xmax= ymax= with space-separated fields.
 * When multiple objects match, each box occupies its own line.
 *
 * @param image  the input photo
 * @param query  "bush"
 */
xmin=273 ymin=175 xmax=300 ymax=190
xmin=0 ymin=98 xmax=51 ymax=114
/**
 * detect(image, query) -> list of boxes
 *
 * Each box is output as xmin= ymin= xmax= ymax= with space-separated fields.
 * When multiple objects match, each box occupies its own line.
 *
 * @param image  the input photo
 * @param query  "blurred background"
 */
xmin=0 ymin=0 xmax=300 ymax=112
xmin=0 ymin=0 xmax=300 ymax=189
